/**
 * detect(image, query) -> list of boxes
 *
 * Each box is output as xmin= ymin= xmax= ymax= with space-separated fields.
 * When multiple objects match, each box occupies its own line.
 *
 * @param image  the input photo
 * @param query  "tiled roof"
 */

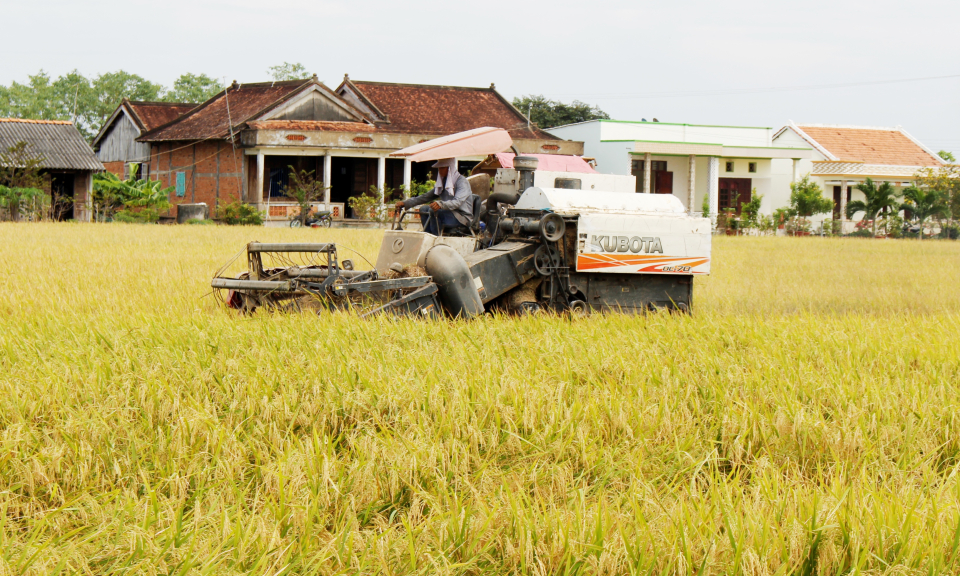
xmin=127 ymin=101 xmax=197 ymax=132
xmin=140 ymin=80 xmax=311 ymax=141
xmin=795 ymin=125 xmax=941 ymax=167
xmin=247 ymin=120 xmax=375 ymax=132
xmin=346 ymin=80 xmax=561 ymax=140
xmin=0 ymin=119 xmax=103 ymax=171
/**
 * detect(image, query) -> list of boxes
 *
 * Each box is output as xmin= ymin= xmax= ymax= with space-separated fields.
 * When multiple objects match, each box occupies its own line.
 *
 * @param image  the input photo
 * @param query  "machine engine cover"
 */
xmin=576 ymin=214 xmax=712 ymax=275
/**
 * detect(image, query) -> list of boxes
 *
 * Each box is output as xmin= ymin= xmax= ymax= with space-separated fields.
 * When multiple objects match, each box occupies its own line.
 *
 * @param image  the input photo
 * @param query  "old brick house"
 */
xmin=99 ymin=75 xmax=580 ymax=222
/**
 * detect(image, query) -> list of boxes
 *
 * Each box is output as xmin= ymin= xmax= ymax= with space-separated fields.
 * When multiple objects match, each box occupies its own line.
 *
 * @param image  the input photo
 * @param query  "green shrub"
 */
xmin=113 ymin=208 xmax=162 ymax=223
xmin=186 ymin=218 xmax=215 ymax=225
xmin=218 ymin=201 xmax=264 ymax=226
xmin=939 ymin=223 xmax=959 ymax=240
xmin=820 ymin=218 xmax=842 ymax=236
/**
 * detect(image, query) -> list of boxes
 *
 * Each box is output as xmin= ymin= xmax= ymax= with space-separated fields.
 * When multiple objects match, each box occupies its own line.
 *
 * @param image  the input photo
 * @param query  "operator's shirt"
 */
xmin=401 ymin=173 xmax=473 ymax=226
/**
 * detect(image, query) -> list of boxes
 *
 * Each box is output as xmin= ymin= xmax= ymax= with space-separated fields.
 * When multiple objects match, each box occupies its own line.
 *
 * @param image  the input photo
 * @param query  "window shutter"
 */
xmin=176 ymin=172 xmax=186 ymax=197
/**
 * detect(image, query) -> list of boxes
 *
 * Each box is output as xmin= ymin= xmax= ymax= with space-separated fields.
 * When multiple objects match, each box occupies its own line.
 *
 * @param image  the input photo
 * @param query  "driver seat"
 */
xmin=445 ymin=195 xmax=484 ymax=237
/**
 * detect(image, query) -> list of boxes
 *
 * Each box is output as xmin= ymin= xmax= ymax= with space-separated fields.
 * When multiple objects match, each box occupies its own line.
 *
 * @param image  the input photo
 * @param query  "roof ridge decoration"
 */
xmin=350 ymin=79 xmax=496 ymax=92
xmin=795 ymin=123 xmax=904 ymax=131
xmin=127 ymin=100 xmax=198 ymax=106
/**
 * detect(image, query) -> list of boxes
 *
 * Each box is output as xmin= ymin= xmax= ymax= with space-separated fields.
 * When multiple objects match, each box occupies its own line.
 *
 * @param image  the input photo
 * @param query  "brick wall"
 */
xmin=148 ymin=141 xmax=244 ymax=218
xmin=102 ymin=161 xmax=125 ymax=177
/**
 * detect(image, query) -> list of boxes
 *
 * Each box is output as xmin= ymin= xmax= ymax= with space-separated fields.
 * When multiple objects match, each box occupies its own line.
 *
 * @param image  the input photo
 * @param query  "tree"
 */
xmin=845 ymin=178 xmax=901 ymax=237
xmin=286 ymin=166 xmax=329 ymax=226
xmin=0 ymin=70 xmax=73 ymax=121
xmin=0 ymin=69 xmax=164 ymax=140
xmin=740 ymin=191 xmax=763 ymax=229
xmin=900 ymin=185 xmax=950 ymax=240
xmin=914 ymin=165 xmax=960 ymax=230
xmin=511 ymin=95 xmax=609 ymax=129
xmin=268 ymin=62 xmax=312 ymax=81
xmin=939 ymin=150 xmax=956 ymax=163
xmin=789 ymin=175 xmax=833 ymax=218
xmin=166 ymin=73 xmax=223 ymax=104
xmin=0 ymin=141 xmax=46 ymax=221
xmin=85 ymin=71 xmax=164 ymax=138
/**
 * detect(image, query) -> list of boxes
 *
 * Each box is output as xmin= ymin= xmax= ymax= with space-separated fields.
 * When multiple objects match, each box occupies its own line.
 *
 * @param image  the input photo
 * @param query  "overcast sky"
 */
xmin=4 ymin=0 xmax=959 ymax=155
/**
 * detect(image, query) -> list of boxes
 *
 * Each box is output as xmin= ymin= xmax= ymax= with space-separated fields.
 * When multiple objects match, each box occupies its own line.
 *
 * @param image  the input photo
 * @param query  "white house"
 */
xmin=547 ymin=119 xmax=812 ymax=219
xmin=772 ymin=123 xmax=947 ymax=230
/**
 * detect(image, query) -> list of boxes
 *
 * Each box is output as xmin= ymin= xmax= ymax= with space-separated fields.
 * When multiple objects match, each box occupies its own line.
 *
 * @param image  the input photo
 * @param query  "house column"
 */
xmin=840 ymin=179 xmax=849 ymax=226
xmin=643 ymin=152 xmax=652 ymax=194
xmin=256 ymin=150 xmax=265 ymax=208
xmin=792 ymin=158 xmax=800 ymax=183
xmin=377 ymin=155 xmax=386 ymax=204
xmin=322 ymin=152 xmax=332 ymax=205
xmin=707 ymin=156 xmax=720 ymax=226
xmin=85 ymin=172 xmax=93 ymax=222
xmin=687 ymin=154 xmax=696 ymax=214
xmin=403 ymin=158 xmax=412 ymax=194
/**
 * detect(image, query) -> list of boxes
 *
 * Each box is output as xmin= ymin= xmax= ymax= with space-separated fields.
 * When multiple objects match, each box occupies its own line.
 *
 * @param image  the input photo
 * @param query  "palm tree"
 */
xmin=845 ymin=178 xmax=901 ymax=237
xmin=900 ymin=186 xmax=951 ymax=240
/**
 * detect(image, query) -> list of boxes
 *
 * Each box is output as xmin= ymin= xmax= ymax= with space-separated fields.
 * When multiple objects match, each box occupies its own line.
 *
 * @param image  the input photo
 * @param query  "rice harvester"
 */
xmin=211 ymin=127 xmax=712 ymax=318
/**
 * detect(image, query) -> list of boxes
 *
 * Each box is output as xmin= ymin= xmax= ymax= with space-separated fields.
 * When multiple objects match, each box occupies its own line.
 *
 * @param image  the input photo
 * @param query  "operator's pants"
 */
xmin=419 ymin=206 xmax=461 ymax=236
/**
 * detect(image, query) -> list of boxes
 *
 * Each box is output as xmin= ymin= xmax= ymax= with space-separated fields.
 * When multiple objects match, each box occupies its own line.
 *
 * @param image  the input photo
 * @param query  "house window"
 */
xmin=748 ymin=162 xmax=757 ymax=173
xmin=725 ymin=161 xmax=735 ymax=173
xmin=175 ymin=172 xmax=186 ymax=197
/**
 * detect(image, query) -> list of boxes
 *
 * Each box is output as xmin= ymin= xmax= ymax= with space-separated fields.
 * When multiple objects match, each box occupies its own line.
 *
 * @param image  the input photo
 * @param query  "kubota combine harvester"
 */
xmin=211 ymin=127 xmax=712 ymax=318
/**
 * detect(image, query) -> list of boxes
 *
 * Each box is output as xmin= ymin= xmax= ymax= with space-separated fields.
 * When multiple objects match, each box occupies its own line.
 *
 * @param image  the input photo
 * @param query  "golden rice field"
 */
xmin=2 ymin=223 xmax=960 ymax=575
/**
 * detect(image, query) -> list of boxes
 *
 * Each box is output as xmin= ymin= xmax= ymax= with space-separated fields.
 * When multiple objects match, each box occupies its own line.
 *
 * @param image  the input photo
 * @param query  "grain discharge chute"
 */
xmin=211 ymin=127 xmax=711 ymax=318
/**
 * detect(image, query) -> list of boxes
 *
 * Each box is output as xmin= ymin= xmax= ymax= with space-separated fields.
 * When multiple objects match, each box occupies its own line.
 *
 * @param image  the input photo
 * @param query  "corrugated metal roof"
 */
xmin=0 ymin=119 xmax=104 ymax=171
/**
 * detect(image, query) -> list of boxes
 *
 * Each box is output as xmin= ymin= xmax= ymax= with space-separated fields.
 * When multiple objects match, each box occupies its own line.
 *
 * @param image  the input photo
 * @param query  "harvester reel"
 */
xmin=539 ymin=213 xmax=565 ymax=242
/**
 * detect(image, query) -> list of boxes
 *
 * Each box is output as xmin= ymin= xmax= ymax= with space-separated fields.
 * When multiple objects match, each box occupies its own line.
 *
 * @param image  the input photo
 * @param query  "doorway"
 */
xmin=50 ymin=173 xmax=75 ymax=221
xmin=718 ymin=178 xmax=752 ymax=215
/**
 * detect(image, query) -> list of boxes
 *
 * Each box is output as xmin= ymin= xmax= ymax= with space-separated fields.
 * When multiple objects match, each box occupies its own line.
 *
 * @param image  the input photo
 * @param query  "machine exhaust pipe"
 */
xmin=424 ymin=245 xmax=484 ymax=319
xmin=514 ymin=156 xmax=538 ymax=193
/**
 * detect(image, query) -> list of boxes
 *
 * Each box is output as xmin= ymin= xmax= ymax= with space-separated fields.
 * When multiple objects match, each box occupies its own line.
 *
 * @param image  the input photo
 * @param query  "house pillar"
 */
xmin=403 ymin=158 xmax=412 ymax=195
xmin=792 ymin=158 xmax=800 ymax=183
xmin=85 ymin=172 xmax=93 ymax=222
xmin=687 ymin=154 xmax=696 ymax=214
xmin=707 ymin=156 xmax=720 ymax=227
xmin=642 ymin=152 xmax=652 ymax=194
xmin=323 ymin=152 xmax=332 ymax=205
xmin=840 ymin=179 xmax=849 ymax=226
xmin=377 ymin=155 xmax=386 ymax=204
xmin=256 ymin=150 xmax=265 ymax=208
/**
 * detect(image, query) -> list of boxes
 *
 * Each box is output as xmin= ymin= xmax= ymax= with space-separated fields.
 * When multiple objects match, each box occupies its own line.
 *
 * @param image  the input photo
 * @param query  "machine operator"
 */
xmin=394 ymin=158 xmax=473 ymax=235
